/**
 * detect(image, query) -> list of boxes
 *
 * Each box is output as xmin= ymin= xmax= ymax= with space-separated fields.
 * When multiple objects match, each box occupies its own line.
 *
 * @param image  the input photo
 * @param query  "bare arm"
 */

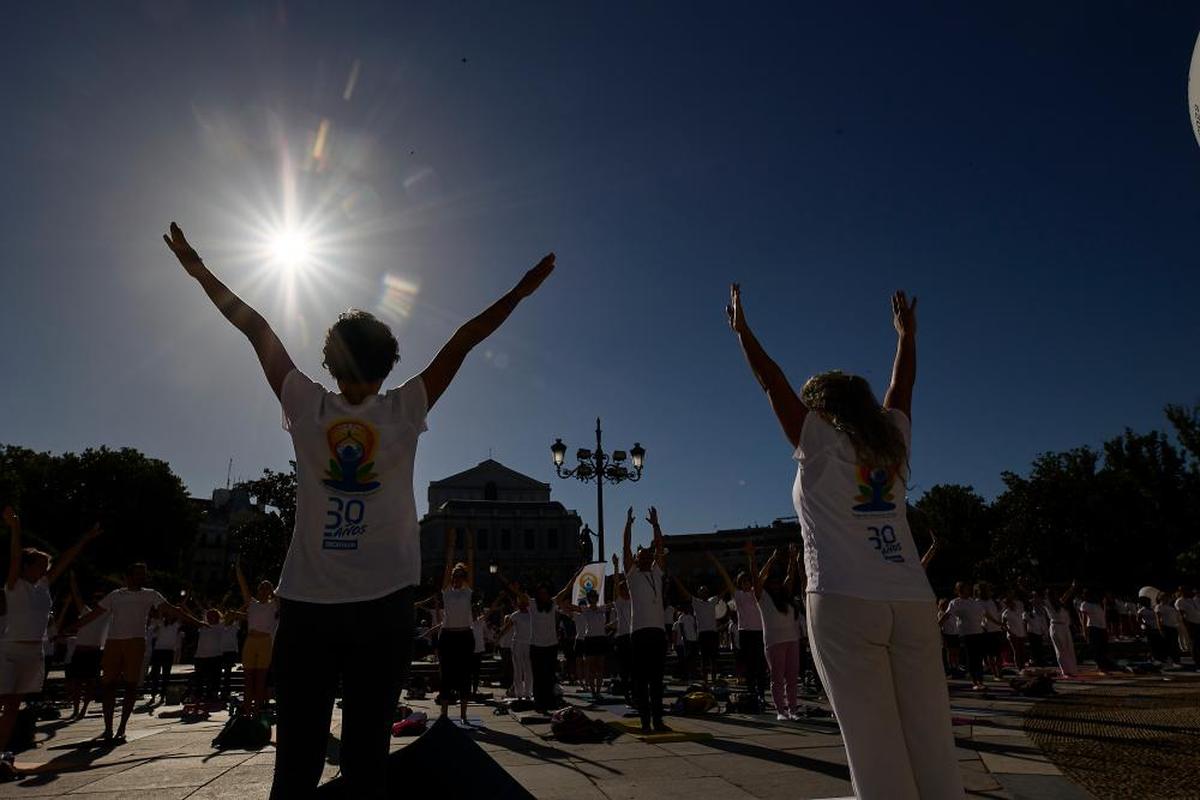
xmin=920 ymin=531 xmax=940 ymax=570
xmin=235 ymin=559 xmax=252 ymax=607
xmin=647 ymin=506 xmax=666 ymax=570
xmin=420 ymin=254 xmax=555 ymax=410
xmin=4 ymin=507 xmax=21 ymax=590
xmin=47 ymin=523 xmax=102 ymax=586
xmin=672 ymin=576 xmax=693 ymax=600
xmin=783 ymin=543 xmax=799 ymax=596
xmin=163 ymin=223 xmax=296 ymax=399
xmin=555 ymin=566 xmax=584 ymax=604
xmin=622 ymin=507 xmax=635 ymax=573
xmin=882 ymin=291 xmax=917 ymax=421
xmin=756 ymin=549 xmax=779 ymax=596
xmin=466 ymin=529 xmax=476 ymax=589
xmin=707 ymin=552 xmax=737 ymax=597
xmin=441 ymin=529 xmax=458 ymax=591
xmin=727 ymin=284 xmax=807 ymax=449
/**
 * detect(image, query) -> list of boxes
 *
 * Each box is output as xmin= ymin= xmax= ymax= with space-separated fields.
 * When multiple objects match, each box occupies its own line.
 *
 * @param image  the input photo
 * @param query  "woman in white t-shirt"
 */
xmin=146 ymin=608 xmax=182 ymax=705
xmin=236 ymin=560 xmax=279 ymax=716
xmin=1023 ymin=600 xmax=1049 ymax=668
xmin=164 ymin=223 xmax=553 ymax=796
xmin=1001 ymin=594 xmax=1027 ymax=670
xmin=946 ymin=582 xmax=986 ymax=690
xmin=66 ymin=575 xmax=110 ymax=720
xmin=498 ymin=569 xmax=575 ymax=712
xmin=0 ymin=509 xmax=99 ymax=766
xmin=1045 ymin=589 xmax=1078 ymax=677
xmin=749 ymin=543 xmax=803 ymax=721
xmin=1137 ymin=596 xmax=1167 ymax=663
xmin=671 ymin=573 xmax=723 ymax=685
xmin=192 ymin=609 xmax=227 ymax=704
xmin=560 ymin=589 xmax=610 ymax=701
xmin=728 ymin=286 xmax=962 ymax=800
xmin=497 ymin=596 xmax=533 ymax=701
xmin=438 ymin=529 xmax=476 ymax=724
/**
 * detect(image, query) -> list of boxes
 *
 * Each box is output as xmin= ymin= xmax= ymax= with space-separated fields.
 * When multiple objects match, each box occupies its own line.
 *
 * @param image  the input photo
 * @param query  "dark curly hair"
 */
xmin=801 ymin=370 xmax=907 ymax=469
xmin=322 ymin=310 xmax=400 ymax=383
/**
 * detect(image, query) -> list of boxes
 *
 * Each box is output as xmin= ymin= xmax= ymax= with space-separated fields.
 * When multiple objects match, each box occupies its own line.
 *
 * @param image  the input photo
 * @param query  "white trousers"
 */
xmin=808 ymin=592 xmax=965 ymax=800
xmin=511 ymin=643 xmax=532 ymax=699
xmin=1049 ymin=622 xmax=1077 ymax=676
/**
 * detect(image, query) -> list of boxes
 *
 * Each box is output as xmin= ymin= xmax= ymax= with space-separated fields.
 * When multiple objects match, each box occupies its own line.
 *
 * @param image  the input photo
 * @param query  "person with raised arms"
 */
xmin=66 ymin=573 xmax=110 ymax=719
xmin=558 ymin=586 xmax=611 ymax=702
xmin=748 ymin=542 xmax=803 ymax=721
xmin=163 ymin=223 xmax=553 ymax=797
xmin=496 ymin=569 xmax=576 ymax=712
xmin=609 ymin=554 xmax=634 ymax=703
xmin=0 ymin=509 xmax=100 ymax=767
xmin=235 ymin=559 xmax=279 ymax=716
xmin=623 ymin=506 xmax=670 ymax=733
xmin=671 ymin=571 xmax=723 ymax=686
xmin=437 ymin=529 xmax=475 ymax=723
xmin=708 ymin=551 xmax=766 ymax=706
xmin=727 ymin=284 xmax=963 ymax=799
xmin=70 ymin=562 xmax=203 ymax=744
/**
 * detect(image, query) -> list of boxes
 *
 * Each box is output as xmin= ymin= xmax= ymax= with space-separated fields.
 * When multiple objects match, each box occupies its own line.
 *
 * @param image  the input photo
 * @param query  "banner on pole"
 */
xmin=573 ymin=561 xmax=607 ymax=606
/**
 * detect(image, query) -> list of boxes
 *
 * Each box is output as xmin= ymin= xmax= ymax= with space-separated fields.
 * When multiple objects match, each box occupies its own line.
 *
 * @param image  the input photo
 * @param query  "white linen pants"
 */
xmin=807 ymin=592 xmax=965 ymax=800
xmin=1049 ymin=622 xmax=1077 ymax=676
xmin=511 ymin=643 xmax=532 ymax=699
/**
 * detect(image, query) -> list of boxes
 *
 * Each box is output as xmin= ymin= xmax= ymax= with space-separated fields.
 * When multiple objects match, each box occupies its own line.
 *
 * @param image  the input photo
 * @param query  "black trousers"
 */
xmin=614 ymin=634 xmax=632 ymax=695
xmin=961 ymin=633 xmax=986 ymax=682
xmin=1163 ymin=626 xmax=1181 ymax=663
xmin=270 ymin=586 xmax=413 ymax=800
xmin=1087 ymin=626 xmax=1115 ymax=670
xmin=739 ymin=629 xmax=766 ymax=697
xmin=1027 ymin=633 xmax=1046 ymax=667
xmin=1187 ymin=622 xmax=1200 ymax=670
xmin=529 ymin=644 xmax=559 ymax=710
xmin=146 ymin=649 xmax=174 ymax=698
xmin=631 ymin=627 xmax=666 ymax=725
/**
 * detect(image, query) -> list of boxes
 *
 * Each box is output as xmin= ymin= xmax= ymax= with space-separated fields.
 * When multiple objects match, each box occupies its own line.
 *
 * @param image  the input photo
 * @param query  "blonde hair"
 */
xmin=801 ymin=371 xmax=907 ymax=468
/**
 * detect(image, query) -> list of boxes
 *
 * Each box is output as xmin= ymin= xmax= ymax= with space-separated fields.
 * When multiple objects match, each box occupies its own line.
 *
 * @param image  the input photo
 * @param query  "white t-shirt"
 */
xmin=947 ymin=597 xmax=985 ymax=635
xmin=220 ymin=623 xmax=240 ymax=653
xmin=1050 ymin=607 xmax=1072 ymax=626
xmin=153 ymin=621 xmax=181 ymax=651
xmin=247 ymin=599 xmax=279 ymax=634
xmin=980 ymin=599 xmax=1003 ymax=633
xmin=732 ymin=590 xmax=762 ymax=631
xmin=1158 ymin=602 xmax=1181 ymax=628
xmin=674 ymin=613 xmax=698 ymax=642
xmin=758 ymin=594 xmax=799 ymax=648
xmin=939 ymin=609 xmax=959 ymax=635
xmin=625 ymin=564 xmax=665 ymax=632
xmin=1023 ymin=607 xmax=1047 ymax=636
xmin=692 ymin=597 xmax=718 ymax=633
xmin=529 ymin=606 xmax=558 ymax=647
xmin=442 ymin=588 xmax=473 ymax=629
xmin=100 ymin=588 xmax=167 ymax=640
xmin=75 ymin=606 xmax=110 ymax=648
xmin=613 ymin=597 xmax=632 ymax=637
xmin=195 ymin=626 xmax=224 ymax=658
xmin=793 ymin=409 xmax=932 ymax=602
xmin=1078 ymin=601 xmax=1106 ymax=630
xmin=577 ymin=606 xmax=607 ymax=639
xmin=1176 ymin=596 xmax=1200 ymax=625
xmin=508 ymin=610 xmax=532 ymax=646
xmin=3 ymin=578 xmax=52 ymax=642
xmin=1137 ymin=607 xmax=1159 ymax=631
xmin=1002 ymin=608 xmax=1026 ymax=638
xmin=278 ymin=370 xmax=428 ymax=603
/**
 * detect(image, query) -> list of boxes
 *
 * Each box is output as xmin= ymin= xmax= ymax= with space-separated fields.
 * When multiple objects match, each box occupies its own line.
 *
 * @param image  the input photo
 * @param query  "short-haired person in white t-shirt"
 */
xmin=727 ymin=286 xmax=963 ymax=800
xmin=0 ymin=509 xmax=100 ymax=767
xmin=70 ymin=562 xmax=202 ymax=743
xmin=164 ymin=223 xmax=553 ymax=797
xmin=438 ymin=529 xmax=476 ymax=724
xmin=709 ymin=552 xmax=768 ymax=704
xmin=671 ymin=572 xmax=723 ymax=685
xmin=623 ymin=506 xmax=670 ymax=733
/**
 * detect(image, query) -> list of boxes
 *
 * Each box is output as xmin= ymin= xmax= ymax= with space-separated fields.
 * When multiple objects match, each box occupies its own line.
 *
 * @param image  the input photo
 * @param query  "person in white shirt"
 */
xmin=0 ymin=509 xmax=99 ymax=764
xmin=192 ymin=608 xmax=227 ymax=704
xmin=497 ymin=569 xmax=575 ymax=712
xmin=1001 ymin=594 xmax=1027 ymax=670
xmin=1023 ymin=600 xmax=1049 ymax=668
xmin=1156 ymin=592 xmax=1181 ymax=665
xmin=497 ymin=597 xmax=533 ymax=701
xmin=217 ymin=611 xmax=241 ymax=700
xmin=469 ymin=606 xmax=489 ymax=698
xmin=70 ymin=562 xmax=202 ymax=744
xmin=1070 ymin=584 xmax=1115 ymax=672
xmin=672 ymin=572 xmax=723 ymax=685
xmin=437 ymin=530 xmax=476 ymax=724
xmin=1045 ymin=589 xmax=1078 ymax=677
xmin=66 ymin=574 xmax=110 ymax=720
xmin=164 ymin=222 xmax=553 ymax=798
xmin=610 ymin=555 xmax=633 ymax=703
xmin=671 ymin=605 xmax=699 ymax=685
xmin=936 ymin=598 xmax=960 ymax=674
xmin=975 ymin=583 xmax=1005 ymax=679
xmin=1175 ymin=586 xmax=1200 ymax=670
xmin=1137 ymin=596 xmax=1166 ymax=663
xmin=560 ymin=587 xmax=610 ymax=701
xmin=728 ymin=286 xmax=963 ymax=800
xmin=623 ymin=506 xmax=670 ymax=733
xmin=946 ymin=583 xmax=987 ymax=690
xmin=750 ymin=543 xmax=803 ymax=721
xmin=710 ymin=554 xmax=767 ymax=704
xmin=236 ymin=560 xmax=279 ymax=716
xmin=145 ymin=609 xmax=182 ymax=705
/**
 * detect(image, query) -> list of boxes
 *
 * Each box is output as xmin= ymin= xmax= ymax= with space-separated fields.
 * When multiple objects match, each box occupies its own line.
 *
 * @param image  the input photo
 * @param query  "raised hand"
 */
xmin=163 ymin=222 xmax=205 ymax=277
xmin=515 ymin=253 xmax=556 ymax=298
xmin=626 ymin=507 xmax=635 ymax=526
xmin=891 ymin=290 xmax=917 ymax=337
xmin=646 ymin=506 xmax=660 ymax=528
xmin=726 ymin=283 xmax=747 ymax=334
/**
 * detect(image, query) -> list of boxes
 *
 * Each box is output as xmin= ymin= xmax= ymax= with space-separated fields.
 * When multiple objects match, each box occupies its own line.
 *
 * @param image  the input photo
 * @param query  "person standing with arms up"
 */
xmin=623 ymin=507 xmax=670 ymax=733
xmin=727 ymin=284 xmax=963 ymax=799
xmin=163 ymin=223 xmax=554 ymax=798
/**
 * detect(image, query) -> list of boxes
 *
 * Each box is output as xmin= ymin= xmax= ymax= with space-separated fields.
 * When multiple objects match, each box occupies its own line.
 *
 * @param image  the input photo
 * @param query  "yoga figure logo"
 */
xmin=322 ymin=420 xmax=382 ymax=493
xmin=852 ymin=463 xmax=898 ymax=513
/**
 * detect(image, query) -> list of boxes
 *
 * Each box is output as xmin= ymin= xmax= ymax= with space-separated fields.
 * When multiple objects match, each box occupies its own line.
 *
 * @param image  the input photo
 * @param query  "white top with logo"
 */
xmin=692 ymin=597 xmax=718 ymax=633
xmin=732 ymin=590 xmax=763 ymax=631
xmin=507 ymin=611 xmax=531 ymax=646
xmin=1137 ymin=607 xmax=1159 ymax=631
xmin=100 ymin=588 xmax=167 ymax=640
xmin=279 ymin=370 xmax=428 ymax=603
xmin=792 ymin=409 xmax=932 ymax=602
xmin=3 ymin=578 xmax=52 ymax=642
xmin=625 ymin=564 xmax=665 ymax=632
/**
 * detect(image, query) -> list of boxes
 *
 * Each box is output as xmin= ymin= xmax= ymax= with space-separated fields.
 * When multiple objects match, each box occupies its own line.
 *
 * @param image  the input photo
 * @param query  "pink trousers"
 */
xmin=765 ymin=640 xmax=799 ymax=713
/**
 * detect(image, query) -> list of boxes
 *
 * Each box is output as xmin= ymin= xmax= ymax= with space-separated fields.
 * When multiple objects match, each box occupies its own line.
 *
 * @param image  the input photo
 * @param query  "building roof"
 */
xmin=427 ymin=499 xmax=577 ymax=514
xmin=428 ymin=459 xmax=550 ymax=491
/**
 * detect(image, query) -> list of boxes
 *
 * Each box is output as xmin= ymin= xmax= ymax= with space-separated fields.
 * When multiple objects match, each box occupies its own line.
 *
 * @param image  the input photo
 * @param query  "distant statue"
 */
xmin=579 ymin=525 xmax=594 ymax=563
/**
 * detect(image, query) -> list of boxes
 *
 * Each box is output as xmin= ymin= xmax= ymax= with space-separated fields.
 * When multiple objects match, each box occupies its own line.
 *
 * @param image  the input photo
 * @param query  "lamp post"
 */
xmin=551 ymin=418 xmax=645 ymax=562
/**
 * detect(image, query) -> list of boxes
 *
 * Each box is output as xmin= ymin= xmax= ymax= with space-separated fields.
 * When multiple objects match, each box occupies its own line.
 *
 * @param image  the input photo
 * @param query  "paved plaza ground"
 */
xmin=1 ymin=668 xmax=1196 ymax=799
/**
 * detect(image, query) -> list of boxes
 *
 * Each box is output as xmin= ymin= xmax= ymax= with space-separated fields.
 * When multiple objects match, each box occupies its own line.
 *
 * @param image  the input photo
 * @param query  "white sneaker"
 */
xmin=776 ymin=713 xmax=789 ymax=721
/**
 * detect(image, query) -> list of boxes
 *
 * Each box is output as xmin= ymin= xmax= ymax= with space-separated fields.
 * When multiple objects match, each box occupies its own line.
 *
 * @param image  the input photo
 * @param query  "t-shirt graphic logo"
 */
xmin=852 ymin=464 xmax=897 ymax=512
xmin=322 ymin=420 xmax=382 ymax=494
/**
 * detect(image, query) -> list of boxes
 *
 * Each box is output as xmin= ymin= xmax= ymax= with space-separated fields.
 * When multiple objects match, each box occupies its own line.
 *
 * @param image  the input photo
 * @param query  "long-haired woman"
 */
xmin=727 ymin=285 xmax=962 ymax=799
xmin=749 ymin=543 xmax=803 ymax=721
xmin=236 ymin=560 xmax=279 ymax=716
xmin=437 ymin=529 xmax=475 ymax=723
xmin=497 ymin=570 xmax=574 ymax=712
xmin=1045 ymin=586 xmax=1078 ymax=676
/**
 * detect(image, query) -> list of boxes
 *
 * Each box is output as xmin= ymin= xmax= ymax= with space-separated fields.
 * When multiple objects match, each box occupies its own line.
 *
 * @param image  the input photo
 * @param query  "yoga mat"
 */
xmin=608 ymin=720 xmax=713 ymax=743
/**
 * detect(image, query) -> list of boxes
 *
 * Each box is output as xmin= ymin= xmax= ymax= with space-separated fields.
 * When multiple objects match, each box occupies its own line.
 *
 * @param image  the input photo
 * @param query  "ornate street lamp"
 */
xmin=550 ymin=418 xmax=645 ymax=561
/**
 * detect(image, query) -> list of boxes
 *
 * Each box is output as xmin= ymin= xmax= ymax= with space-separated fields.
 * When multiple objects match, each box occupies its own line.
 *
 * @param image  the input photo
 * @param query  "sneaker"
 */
xmin=652 ymin=720 xmax=672 ymax=733
xmin=776 ymin=713 xmax=789 ymax=722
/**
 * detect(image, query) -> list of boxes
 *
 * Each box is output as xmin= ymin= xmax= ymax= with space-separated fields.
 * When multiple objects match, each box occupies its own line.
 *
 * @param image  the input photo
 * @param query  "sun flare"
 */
xmin=268 ymin=226 xmax=313 ymax=270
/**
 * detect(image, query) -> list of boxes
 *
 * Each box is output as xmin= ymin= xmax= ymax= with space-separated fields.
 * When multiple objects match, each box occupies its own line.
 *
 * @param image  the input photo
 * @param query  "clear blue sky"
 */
xmin=2 ymin=3 xmax=1198 ymax=548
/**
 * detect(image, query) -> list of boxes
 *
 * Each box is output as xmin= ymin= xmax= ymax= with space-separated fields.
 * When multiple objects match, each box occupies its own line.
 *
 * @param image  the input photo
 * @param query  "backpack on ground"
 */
xmin=211 ymin=708 xmax=272 ymax=751
xmin=392 ymin=711 xmax=428 ymax=736
xmin=672 ymin=691 xmax=717 ymax=715
xmin=1009 ymin=674 xmax=1055 ymax=697
xmin=550 ymin=707 xmax=610 ymax=743
xmin=727 ymin=692 xmax=763 ymax=714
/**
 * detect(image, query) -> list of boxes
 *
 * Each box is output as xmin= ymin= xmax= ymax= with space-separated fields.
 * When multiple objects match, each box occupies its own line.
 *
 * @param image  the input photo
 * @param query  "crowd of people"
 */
xmin=0 ymin=224 xmax=1191 ymax=799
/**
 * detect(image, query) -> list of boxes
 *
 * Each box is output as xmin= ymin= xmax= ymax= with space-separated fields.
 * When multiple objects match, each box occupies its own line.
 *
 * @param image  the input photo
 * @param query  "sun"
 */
xmin=268 ymin=226 xmax=313 ymax=270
